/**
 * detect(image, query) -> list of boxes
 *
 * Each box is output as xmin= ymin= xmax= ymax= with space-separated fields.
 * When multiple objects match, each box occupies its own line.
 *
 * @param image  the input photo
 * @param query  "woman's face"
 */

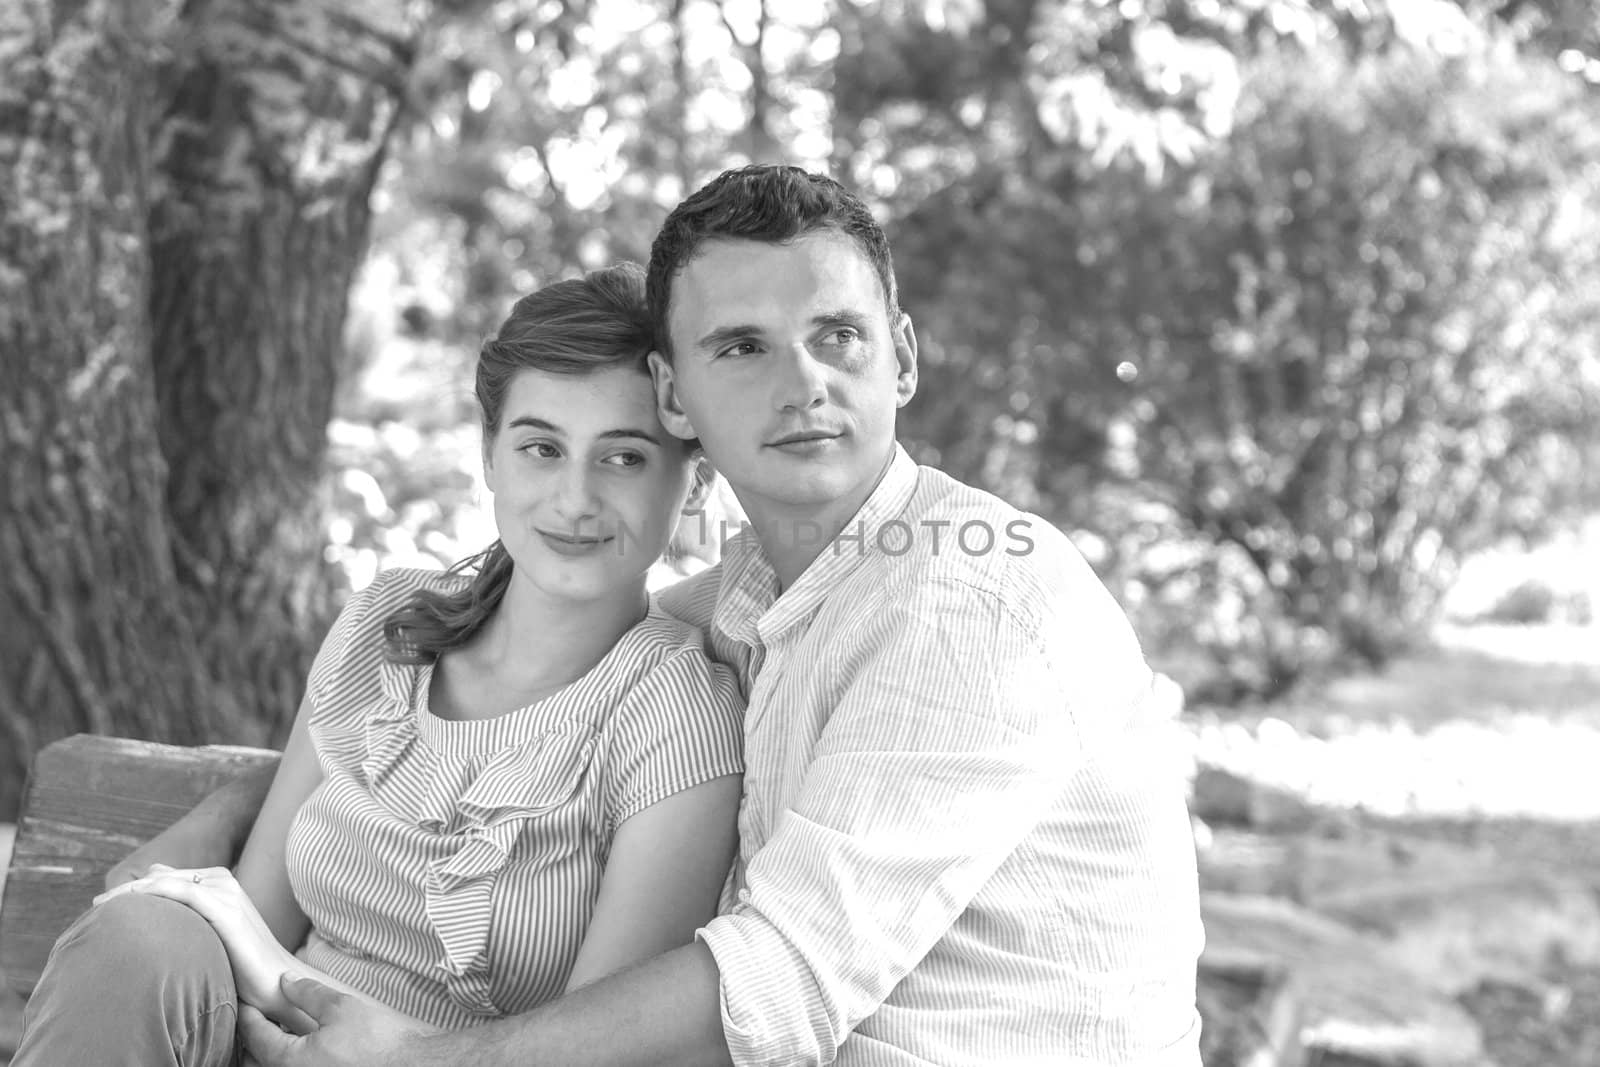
xmin=483 ymin=364 xmax=698 ymax=606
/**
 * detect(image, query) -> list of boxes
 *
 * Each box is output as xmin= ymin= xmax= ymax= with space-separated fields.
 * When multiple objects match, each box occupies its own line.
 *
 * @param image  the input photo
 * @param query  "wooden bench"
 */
xmin=1 ymin=736 xmax=1302 ymax=1066
xmin=0 ymin=734 xmax=279 ymax=999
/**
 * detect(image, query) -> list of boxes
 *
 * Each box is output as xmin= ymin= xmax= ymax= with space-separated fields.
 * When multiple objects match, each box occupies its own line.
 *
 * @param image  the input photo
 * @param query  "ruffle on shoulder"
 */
xmin=356 ymin=653 xmax=424 ymax=795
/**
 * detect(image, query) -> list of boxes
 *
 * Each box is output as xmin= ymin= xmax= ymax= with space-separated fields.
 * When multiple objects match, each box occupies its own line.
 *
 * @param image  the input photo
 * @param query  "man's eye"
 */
xmin=826 ymin=328 xmax=860 ymax=345
xmin=605 ymin=452 xmax=645 ymax=468
xmin=718 ymin=341 xmax=759 ymax=359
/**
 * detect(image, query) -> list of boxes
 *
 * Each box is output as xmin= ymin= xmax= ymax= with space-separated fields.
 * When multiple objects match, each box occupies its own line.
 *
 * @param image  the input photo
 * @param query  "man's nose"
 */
xmin=774 ymin=344 xmax=827 ymax=412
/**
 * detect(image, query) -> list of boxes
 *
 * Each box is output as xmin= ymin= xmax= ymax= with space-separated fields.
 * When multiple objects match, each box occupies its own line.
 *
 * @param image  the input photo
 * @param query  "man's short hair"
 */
xmin=645 ymin=164 xmax=901 ymax=359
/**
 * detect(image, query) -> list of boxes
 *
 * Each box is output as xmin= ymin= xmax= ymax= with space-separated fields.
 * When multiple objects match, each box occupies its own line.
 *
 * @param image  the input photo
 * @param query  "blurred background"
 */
xmin=2 ymin=0 xmax=1599 ymax=1063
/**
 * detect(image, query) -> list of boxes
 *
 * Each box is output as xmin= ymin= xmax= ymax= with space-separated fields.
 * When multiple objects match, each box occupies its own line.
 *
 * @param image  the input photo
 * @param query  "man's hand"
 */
xmin=241 ymin=974 xmax=438 ymax=1067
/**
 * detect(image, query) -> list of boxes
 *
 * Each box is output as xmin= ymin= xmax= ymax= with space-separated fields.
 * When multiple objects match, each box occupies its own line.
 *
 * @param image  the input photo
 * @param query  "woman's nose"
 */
xmin=553 ymin=464 xmax=600 ymax=522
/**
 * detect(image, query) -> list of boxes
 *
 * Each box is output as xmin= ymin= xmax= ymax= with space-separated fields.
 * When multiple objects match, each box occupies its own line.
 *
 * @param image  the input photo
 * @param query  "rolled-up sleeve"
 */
xmin=697 ymin=573 xmax=1098 ymax=1066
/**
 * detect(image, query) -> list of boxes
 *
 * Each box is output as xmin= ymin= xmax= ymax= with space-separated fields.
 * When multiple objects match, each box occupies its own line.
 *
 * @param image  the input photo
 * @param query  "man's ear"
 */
xmin=648 ymin=350 xmax=699 ymax=441
xmin=685 ymin=455 xmax=716 ymax=512
xmin=893 ymin=313 xmax=919 ymax=408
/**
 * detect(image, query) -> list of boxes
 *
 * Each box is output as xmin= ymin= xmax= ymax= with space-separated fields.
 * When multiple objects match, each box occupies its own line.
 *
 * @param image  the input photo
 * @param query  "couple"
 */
xmin=15 ymin=165 xmax=1203 ymax=1066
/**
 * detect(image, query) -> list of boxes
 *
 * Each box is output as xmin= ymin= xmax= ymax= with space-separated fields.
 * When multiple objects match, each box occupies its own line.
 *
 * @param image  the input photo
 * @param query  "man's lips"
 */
xmin=767 ymin=429 xmax=843 ymax=448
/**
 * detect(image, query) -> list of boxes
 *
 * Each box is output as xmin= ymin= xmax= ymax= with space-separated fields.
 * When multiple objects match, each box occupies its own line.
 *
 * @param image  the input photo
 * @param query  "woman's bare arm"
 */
xmin=104 ymin=760 xmax=277 ymax=889
xmin=562 ymin=773 xmax=741 ymax=993
xmin=231 ymin=692 xmax=324 ymax=950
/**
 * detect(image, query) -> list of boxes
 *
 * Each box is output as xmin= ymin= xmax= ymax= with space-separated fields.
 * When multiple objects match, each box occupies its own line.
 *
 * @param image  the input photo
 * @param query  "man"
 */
xmin=138 ymin=164 xmax=1204 ymax=1065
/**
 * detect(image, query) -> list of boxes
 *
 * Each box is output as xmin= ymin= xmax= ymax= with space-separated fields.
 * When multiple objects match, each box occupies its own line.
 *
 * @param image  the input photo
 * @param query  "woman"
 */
xmin=13 ymin=263 xmax=744 ymax=1064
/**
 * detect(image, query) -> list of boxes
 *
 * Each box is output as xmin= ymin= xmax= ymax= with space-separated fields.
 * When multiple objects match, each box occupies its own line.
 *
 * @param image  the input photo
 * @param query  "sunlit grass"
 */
xmin=1187 ymin=622 xmax=1600 ymax=820
xmin=1269 ymin=625 xmax=1600 ymax=734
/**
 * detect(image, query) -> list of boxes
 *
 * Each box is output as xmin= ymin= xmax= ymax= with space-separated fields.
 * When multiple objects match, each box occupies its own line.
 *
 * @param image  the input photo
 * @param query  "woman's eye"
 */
xmin=604 ymin=451 xmax=646 ymax=469
xmin=520 ymin=441 xmax=560 ymax=459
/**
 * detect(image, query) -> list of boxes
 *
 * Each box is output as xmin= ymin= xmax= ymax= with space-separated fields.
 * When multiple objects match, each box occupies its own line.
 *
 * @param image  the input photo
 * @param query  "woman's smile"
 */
xmin=536 ymin=530 xmax=614 ymax=557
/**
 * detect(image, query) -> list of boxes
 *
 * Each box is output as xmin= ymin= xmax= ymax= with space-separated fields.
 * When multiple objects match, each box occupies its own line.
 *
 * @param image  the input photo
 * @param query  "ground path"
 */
xmin=1186 ymin=623 xmax=1600 ymax=1067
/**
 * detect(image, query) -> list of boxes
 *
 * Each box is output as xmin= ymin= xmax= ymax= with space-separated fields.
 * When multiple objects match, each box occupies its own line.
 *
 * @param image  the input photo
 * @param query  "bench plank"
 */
xmin=0 ymin=734 xmax=279 ymax=998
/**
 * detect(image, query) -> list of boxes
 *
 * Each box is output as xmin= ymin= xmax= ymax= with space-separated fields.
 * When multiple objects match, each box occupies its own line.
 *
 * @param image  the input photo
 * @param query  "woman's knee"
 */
xmin=54 ymin=893 xmax=229 ymax=979
xmin=17 ymin=894 xmax=239 ymax=1066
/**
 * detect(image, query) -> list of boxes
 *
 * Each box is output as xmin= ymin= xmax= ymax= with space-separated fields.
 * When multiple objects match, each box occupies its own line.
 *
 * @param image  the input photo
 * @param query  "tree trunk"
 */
xmin=1 ymin=0 xmax=205 ymax=817
xmin=0 ymin=0 xmax=429 ymax=819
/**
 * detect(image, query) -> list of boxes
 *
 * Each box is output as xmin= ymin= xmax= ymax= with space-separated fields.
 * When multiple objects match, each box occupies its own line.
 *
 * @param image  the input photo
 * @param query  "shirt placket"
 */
xmin=738 ymin=636 xmax=782 ymax=857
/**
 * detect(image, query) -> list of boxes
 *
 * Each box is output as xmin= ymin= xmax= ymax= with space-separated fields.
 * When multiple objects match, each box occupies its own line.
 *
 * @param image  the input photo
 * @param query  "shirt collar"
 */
xmin=712 ymin=444 xmax=920 ymax=649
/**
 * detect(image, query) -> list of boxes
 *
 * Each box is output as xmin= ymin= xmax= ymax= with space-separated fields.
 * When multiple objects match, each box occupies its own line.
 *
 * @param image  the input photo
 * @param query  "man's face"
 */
xmin=650 ymin=230 xmax=917 ymax=532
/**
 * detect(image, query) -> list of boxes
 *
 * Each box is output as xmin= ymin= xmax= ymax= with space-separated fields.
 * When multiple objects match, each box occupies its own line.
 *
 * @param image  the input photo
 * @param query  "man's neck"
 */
xmin=743 ymin=508 xmax=847 ymax=592
xmin=740 ymin=449 xmax=898 ymax=591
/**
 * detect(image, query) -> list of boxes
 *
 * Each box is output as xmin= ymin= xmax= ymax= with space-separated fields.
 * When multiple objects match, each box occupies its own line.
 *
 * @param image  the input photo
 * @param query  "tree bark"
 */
xmin=0 ymin=0 xmax=429 ymax=819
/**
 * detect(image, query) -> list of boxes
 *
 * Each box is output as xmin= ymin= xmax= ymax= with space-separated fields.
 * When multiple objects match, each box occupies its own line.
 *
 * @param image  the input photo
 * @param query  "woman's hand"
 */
xmin=95 ymin=865 xmax=309 ymax=1030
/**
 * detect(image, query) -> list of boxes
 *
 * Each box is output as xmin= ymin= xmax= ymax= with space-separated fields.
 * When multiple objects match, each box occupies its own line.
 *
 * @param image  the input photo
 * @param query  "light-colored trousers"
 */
xmin=12 ymin=893 xmax=242 ymax=1066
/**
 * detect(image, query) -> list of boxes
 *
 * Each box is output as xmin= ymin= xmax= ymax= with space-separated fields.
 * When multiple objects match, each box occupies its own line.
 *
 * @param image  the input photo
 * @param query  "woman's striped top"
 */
xmin=283 ymin=567 xmax=744 ymax=1029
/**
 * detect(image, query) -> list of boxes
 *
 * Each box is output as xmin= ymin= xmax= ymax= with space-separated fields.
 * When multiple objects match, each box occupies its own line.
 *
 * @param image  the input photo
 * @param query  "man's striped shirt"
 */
xmin=664 ymin=446 xmax=1204 ymax=1066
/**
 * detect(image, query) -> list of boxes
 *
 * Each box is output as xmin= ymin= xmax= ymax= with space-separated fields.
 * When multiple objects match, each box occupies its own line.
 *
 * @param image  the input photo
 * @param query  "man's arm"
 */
xmin=695 ymin=534 xmax=1184 ymax=1066
xmin=242 ymin=941 xmax=732 ymax=1067
xmin=692 ymin=574 xmax=1087 ymax=1063
xmin=105 ymin=760 xmax=276 ymax=888
xmin=243 ymin=574 xmax=1088 ymax=1067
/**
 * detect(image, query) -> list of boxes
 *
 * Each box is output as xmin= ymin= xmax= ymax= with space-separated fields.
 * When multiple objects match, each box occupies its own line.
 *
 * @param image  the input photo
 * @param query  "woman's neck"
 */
xmin=458 ymin=574 xmax=648 ymax=700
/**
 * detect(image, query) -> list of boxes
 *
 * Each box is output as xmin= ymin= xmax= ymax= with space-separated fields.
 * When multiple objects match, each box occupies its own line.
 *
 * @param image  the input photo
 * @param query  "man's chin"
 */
xmin=744 ymin=472 xmax=877 ymax=524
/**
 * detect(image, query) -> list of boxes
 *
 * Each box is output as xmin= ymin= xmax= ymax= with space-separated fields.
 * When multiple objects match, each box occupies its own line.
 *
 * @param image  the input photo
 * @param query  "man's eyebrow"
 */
xmin=695 ymin=310 xmax=874 ymax=350
xmin=812 ymin=309 xmax=872 ymax=328
xmin=505 ymin=416 xmax=661 ymax=446
xmin=694 ymin=324 xmax=764 ymax=351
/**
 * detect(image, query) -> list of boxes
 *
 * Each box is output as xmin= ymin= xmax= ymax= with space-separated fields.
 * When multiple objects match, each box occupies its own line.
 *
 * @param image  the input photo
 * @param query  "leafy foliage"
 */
xmin=330 ymin=0 xmax=1600 ymax=703
xmin=894 ymin=38 xmax=1600 ymax=696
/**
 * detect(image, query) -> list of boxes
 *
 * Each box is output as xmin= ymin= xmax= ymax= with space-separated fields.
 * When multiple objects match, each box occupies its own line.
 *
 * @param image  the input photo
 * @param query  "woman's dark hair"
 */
xmin=382 ymin=263 xmax=656 ymax=663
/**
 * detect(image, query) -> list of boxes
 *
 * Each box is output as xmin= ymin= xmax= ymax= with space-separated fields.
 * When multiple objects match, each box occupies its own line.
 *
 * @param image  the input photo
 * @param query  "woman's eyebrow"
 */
xmin=506 ymin=415 xmax=563 ymax=433
xmin=506 ymin=418 xmax=661 ymax=447
xmin=597 ymin=428 xmax=663 ymax=446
